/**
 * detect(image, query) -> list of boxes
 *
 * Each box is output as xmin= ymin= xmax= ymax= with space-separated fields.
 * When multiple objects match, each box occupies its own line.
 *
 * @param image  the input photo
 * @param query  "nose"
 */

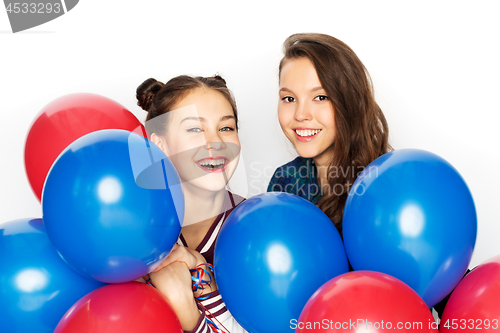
xmin=204 ymin=141 xmax=226 ymax=150
xmin=294 ymin=101 xmax=312 ymax=122
xmin=203 ymin=130 xmax=226 ymax=151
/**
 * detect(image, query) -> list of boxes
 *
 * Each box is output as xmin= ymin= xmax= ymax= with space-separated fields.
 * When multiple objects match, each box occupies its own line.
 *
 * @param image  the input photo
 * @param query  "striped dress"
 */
xmin=179 ymin=191 xmax=247 ymax=333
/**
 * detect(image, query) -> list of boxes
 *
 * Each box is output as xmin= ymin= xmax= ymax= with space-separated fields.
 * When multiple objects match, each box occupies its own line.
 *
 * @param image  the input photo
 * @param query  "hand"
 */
xmin=153 ymin=244 xmax=206 ymax=273
xmin=149 ymin=262 xmax=200 ymax=330
xmin=149 ymin=261 xmax=193 ymax=300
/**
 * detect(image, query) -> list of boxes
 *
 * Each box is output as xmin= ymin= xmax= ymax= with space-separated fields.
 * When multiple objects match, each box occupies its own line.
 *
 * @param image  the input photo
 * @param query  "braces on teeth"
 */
xmin=199 ymin=159 xmax=226 ymax=169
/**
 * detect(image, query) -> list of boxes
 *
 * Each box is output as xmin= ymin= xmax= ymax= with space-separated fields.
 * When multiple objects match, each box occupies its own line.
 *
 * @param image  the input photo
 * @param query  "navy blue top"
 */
xmin=267 ymin=156 xmax=322 ymax=204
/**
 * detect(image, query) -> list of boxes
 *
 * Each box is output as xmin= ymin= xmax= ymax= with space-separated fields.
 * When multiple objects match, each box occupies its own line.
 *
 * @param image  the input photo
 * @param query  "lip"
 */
xmin=195 ymin=156 xmax=230 ymax=173
xmin=293 ymin=127 xmax=321 ymax=142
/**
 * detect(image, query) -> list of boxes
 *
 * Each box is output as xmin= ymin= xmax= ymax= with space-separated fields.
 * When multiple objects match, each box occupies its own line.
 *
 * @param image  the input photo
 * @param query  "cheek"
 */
xmin=165 ymin=135 xmax=196 ymax=157
xmin=183 ymin=136 xmax=206 ymax=153
xmin=277 ymin=108 xmax=291 ymax=130
xmin=319 ymin=109 xmax=336 ymax=134
xmin=225 ymin=132 xmax=240 ymax=145
xmin=225 ymin=134 xmax=241 ymax=159
xmin=326 ymin=118 xmax=336 ymax=135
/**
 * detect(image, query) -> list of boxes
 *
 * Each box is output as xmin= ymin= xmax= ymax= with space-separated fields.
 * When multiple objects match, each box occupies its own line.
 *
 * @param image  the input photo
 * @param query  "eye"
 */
xmin=314 ymin=95 xmax=329 ymax=101
xmin=220 ymin=126 xmax=235 ymax=132
xmin=281 ymin=96 xmax=295 ymax=103
xmin=187 ymin=127 xmax=203 ymax=133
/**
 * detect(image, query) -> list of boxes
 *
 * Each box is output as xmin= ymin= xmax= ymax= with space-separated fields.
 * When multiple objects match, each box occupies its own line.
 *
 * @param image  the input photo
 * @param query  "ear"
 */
xmin=150 ymin=133 xmax=169 ymax=155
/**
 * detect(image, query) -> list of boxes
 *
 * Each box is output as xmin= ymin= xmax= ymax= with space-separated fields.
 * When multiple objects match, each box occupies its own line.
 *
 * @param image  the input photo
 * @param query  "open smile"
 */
xmin=294 ymin=128 xmax=322 ymax=142
xmin=195 ymin=157 xmax=229 ymax=173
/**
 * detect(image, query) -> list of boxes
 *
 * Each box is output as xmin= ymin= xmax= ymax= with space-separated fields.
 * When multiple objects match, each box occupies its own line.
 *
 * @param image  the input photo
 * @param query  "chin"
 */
xmin=295 ymin=148 xmax=319 ymax=159
xmin=191 ymin=175 xmax=229 ymax=193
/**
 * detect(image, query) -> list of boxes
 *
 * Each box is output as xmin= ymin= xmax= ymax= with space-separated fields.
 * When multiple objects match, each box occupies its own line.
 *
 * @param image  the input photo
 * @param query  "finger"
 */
xmin=155 ymin=245 xmax=179 ymax=265
xmin=153 ymin=246 xmax=183 ymax=272
xmin=164 ymin=246 xmax=197 ymax=270
xmin=153 ymin=245 xmax=195 ymax=272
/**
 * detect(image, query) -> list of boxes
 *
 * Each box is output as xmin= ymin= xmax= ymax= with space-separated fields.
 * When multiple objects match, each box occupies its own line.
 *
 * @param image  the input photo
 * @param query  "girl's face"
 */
xmin=278 ymin=57 xmax=336 ymax=166
xmin=152 ymin=88 xmax=240 ymax=193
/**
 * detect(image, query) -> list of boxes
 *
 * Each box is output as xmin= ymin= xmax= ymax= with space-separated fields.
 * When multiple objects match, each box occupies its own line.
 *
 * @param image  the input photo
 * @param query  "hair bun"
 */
xmin=212 ymin=74 xmax=227 ymax=85
xmin=136 ymin=78 xmax=164 ymax=111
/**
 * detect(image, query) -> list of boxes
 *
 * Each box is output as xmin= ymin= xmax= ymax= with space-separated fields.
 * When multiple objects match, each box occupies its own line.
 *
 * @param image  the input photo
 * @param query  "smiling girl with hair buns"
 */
xmin=137 ymin=74 xmax=247 ymax=333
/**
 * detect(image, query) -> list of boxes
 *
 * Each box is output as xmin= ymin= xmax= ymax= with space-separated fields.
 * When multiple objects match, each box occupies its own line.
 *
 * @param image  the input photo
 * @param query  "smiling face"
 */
xmin=278 ymin=57 xmax=336 ymax=166
xmin=151 ymin=87 xmax=240 ymax=194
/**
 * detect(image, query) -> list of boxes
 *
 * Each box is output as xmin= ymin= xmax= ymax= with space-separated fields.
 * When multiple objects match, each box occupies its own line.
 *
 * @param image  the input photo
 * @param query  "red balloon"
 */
xmin=440 ymin=255 xmax=500 ymax=332
xmin=24 ymin=93 xmax=146 ymax=202
xmin=297 ymin=271 xmax=438 ymax=332
xmin=54 ymin=282 xmax=183 ymax=332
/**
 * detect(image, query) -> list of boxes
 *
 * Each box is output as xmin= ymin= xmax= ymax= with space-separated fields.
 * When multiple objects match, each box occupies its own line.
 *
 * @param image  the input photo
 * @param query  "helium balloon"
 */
xmin=0 ymin=218 xmax=105 ymax=333
xmin=54 ymin=282 xmax=183 ymax=333
xmin=440 ymin=255 xmax=500 ymax=332
xmin=25 ymin=93 xmax=146 ymax=202
xmin=343 ymin=149 xmax=477 ymax=307
xmin=42 ymin=129 xmax=183 ymax=283
xmin=297 ymin=271 xmax=438 ymax=332
xmin=214 ymin=192 xmax=349 ymax=333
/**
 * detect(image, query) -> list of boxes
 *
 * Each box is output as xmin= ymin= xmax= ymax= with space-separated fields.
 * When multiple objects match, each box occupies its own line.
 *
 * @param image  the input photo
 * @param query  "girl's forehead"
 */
xmin=169 ymin=104 xmax=199 ymax=121
xmin=279 ymin=58 xmax=322 ymax=89
xmin=170 ymin=90 xmax=234 ymax=123
xmin=168 ymin=105 xmax=235 ymax=127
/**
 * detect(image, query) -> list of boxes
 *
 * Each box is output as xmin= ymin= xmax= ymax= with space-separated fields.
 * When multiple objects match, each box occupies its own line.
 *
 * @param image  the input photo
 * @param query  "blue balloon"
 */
xmin=42 ymin=129 xmax=183 ymax=283
xmin=0 ymin=218 xmax=105 ymax=332
xmin=214 ymin=192 xmax=349 ymax=333
xmin=343 ymin=149 xmax=477 ymax=307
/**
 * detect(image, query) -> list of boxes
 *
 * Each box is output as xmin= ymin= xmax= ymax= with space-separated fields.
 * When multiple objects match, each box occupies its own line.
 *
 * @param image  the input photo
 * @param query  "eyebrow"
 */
xmin=180 ymin=115 xmax=236 ymax=124
xmin=279 ymin=86 xmax=324 ymax=94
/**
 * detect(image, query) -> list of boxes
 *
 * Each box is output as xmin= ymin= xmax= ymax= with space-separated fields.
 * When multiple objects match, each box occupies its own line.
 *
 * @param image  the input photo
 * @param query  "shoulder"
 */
xmin=220 ymin=191 xmax=245 ymax=227
xmin=267 ymin=156 xmax=313 ymax=189
xmin=276 ymin=156 xmax=311 ymax=171
xmin=267 ymin=157 xmax=322 ymax=204
xmin=228 ymin=191 xmax=245 ymax=208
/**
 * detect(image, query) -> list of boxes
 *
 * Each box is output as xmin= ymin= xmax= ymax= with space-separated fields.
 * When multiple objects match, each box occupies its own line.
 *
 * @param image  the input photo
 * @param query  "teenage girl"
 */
xmin=267 ymin=32 xmax=469 ymax=320
xmin=137 ymin=75 xmax=246 ymax=333
xmin=267 ymin=33 xmax=391 ymax=236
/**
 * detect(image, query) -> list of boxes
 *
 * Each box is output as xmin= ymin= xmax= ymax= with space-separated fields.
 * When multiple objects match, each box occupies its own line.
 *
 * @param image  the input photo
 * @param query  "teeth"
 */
xmin=295 ymin=129 xmax=321 ymax=137
xmin=199 ymin=159 xmax=226 ymax=168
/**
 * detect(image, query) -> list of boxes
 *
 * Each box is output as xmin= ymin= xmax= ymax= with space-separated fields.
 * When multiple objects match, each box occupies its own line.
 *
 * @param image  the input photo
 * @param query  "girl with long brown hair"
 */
xmin=268 ymin=33 xmax=392 ymax=236
xmin=267 ymin=33 xmax=466 ymax=320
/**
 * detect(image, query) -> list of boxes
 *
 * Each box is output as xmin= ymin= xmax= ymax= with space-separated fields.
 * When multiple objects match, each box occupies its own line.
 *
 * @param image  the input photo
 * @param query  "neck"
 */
xmin=181 ymin=184 xmax=227 ymax=229
xmin=313 ymin=148 xmax=334 ymax=192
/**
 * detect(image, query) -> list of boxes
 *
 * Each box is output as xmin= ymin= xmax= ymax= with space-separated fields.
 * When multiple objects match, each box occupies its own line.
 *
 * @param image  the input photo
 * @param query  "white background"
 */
xmin=1 ymin=1 xmax=498 ymax=267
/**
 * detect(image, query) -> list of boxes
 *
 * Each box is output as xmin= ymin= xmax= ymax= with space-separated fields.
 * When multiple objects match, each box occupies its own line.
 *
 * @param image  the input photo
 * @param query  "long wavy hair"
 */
xmin=279 ymin=33 xmax=392 ymax=234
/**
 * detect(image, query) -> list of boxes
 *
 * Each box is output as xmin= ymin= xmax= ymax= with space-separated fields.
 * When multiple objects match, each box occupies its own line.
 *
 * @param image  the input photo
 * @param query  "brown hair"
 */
xmin=136 ymin=75 xmax=238 ymax=135
xmin=279 ymin=33 xmax=392 ymax=235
